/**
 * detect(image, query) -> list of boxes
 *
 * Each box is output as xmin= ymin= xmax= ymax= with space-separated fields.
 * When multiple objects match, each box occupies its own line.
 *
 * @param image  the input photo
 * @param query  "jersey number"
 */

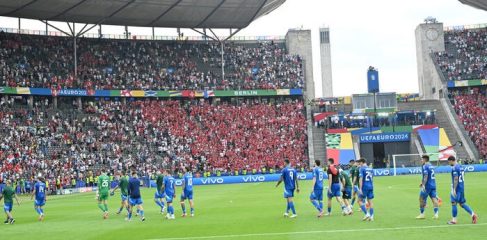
xmin=431 ymin=169 xmax=435 ymax=180
xmin=102 ymin=180 xmax=109 ymax=187
xmin=187 ymin=178 xmax=193 ymax=186
xmin=318 ymin=172 xmax=324 ymax=181
xmin=289 ymin=171 xmax=294 ymax=180
xmin=38 ymin=186 xmax=44 ymax=193
xmin=365 ymin=171 xmax=372 ymax=182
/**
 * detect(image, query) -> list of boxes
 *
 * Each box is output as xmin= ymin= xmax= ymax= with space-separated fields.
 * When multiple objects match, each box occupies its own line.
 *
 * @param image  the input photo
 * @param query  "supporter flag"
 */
xmin=252 ymin=67 xmax=259 ymax=75
xmin=145 ymin=90 xmax=157 ymax=97
xmin=276 ymin=89 xmax=290 ymax=95
xmin=0 ymin=87 xmax=4 ymax=93
xmin=182 ymin=90 xmax=193 ymax=97
xmin=194 ymin=91 xmax=204 ymax=97
xmin=87 ymin=89 xmax=95 ymax=96
xmin=204 ymin=90 xmax=215 ymax=98
xmin=121 ymin=90 xmax=132 ymax=97
xmin=51 ymin=88 xmax=59 ymax=97
xmin=439 ymin=145 xmax=456 ymax=160
xmin=130 ymin=90 xmax=145 ymax=97
xmin=169 ymin=91 xmax=182 ymax=97
xmin=16 ymin=87 xmax=31 ymax=95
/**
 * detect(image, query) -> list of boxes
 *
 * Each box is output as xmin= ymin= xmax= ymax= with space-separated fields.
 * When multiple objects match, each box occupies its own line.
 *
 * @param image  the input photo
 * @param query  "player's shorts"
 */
xmin=165 ymin=193 xmax=175 ymax=203
xmin=342 ymin=186 xmax=352 ymax=199
xmin=420 ymin=188 xmax=437 ymax=200
xmin=98 ymin=192 xmax=109 ymax=201
xmin=154 ymin=190 xmax=166 ymax=199
xmin=129 ymin=197 xmax=143 ymax=206
xmin=180 ymin=190 xmax=193 ymax=201
xmin=121 ymin=194 xmax=128 ymax=202
xmin=310 ymin=189 xmax=323 ymax=201
xmin=284 ymin=188 xmax=295 ymax=198
xmin=34 ymin=199 xmax=45 ymax=207
xmin=359 ymin=188 xmax=374 ymax=200
xmin=353 ymin=185 xmax=360 ymax=193
xmin=3 ymin=203 xmax=13 ymax=212
xmin=450 ymin=190 xmax=466 ymax=204
xmin=327 ymin=183 xmax=342 ymax=198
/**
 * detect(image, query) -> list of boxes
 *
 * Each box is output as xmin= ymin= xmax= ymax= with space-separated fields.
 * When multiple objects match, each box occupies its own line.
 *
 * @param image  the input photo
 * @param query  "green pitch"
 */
xmin=1 ymin=173 xmax=486 ymax=240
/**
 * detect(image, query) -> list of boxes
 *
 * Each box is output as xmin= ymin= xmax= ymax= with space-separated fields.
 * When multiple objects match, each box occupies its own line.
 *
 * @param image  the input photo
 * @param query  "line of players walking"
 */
xmin=0 ymin=155 xmax=478 ymax=225
xmin=276 ymin=155 xmax=478 ymax=225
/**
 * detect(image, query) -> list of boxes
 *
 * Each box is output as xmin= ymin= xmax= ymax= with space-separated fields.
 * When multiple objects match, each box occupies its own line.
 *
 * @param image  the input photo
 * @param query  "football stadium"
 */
xmin=0 ymin=0 xmax=486 ymax=239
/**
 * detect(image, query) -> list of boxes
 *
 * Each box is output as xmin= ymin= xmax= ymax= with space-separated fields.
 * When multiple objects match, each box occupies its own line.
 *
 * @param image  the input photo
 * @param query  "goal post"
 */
xmin=391 ymin=153 xmax=445 ymax=176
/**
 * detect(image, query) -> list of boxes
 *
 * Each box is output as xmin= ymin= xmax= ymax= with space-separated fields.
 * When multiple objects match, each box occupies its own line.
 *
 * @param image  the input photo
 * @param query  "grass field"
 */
xmin=1 ymin=173 xmax=486 ymax=240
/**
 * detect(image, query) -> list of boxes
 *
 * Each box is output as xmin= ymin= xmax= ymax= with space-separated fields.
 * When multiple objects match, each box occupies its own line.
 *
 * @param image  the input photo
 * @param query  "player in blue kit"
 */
xmin=162 ymin=170 xmax=176 ymax=220
xmin=31 ymin=176 xmax=47 ymax=221
xmin=180 ymin=167 xmax=194 ymax=217
xmin=127 ymin=171 xmax=145 ymax=222
xmin=447 ymin=156 xmax=478 ymax=225
xmin=310 ymin=160 xmax=324 ymax=217
xmin=416 ymin=155 xmax=439 ymax=220
xmin=276 ymin=159 xmax=300 ymax=218
xmin=358 ymin=158 xmax=374 ymax=221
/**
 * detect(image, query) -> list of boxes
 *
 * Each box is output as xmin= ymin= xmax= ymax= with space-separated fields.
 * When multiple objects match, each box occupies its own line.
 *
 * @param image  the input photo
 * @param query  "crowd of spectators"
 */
xmin=451 ymin=88 xmax=487 ymax=160
xmin=0 ymin=31 xmax=303 ymax=90
xmin=0 ymin=96 xmax=307 ymax=191
xmin=435 ymin=27 xmax=487 ymax=81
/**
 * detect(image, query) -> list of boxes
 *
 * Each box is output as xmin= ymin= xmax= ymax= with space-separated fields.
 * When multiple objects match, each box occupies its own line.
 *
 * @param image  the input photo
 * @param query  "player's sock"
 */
xmin=104 ymin=204 xmax=108 ymax=212
xmin=311 ymin=200 xmax=320 ymax=211
xmin=35 ymin=208 xmax=41 ymax=215
xmin=181 ymin=204 xmax=186 ymax=214
xmin=190 ymin=208 xmax=194 ymax=215
xmin=286 ymin=202 xmax=290 ymax=213
xmin=98 ymin=204 xmax=105 ymax=212
xmin=360 ymin=204 xmax=367 ymax=214
xmin=327 ymin=207 xmax=331 ymax=214
xmin=461 ymin=204 xmax=473 ymax=215
xmin=128 ymin=212 xmax=132 ymax=219
xmin=169 ymin=206 xmax=174 ymax=215
xmin=369 ymin=208 xmax=374 ymax=217
xmin=452 ymin=205 xmax=458 ymax=218
xmin=118 ymin=207 xmax=123 ymax=213
xmin=434 ymin=207 xmax=439 ymax=215
xmin=289 ymin=202 xmax=296 ymax=215
xmin=420 ymin=207 xmax=425 ymax=214
xmin=40 ymin=208 xmax=44 ymax=215
xmin=137 ymin=209 xmax=140 ymax=214
xmin=155 ymin=199 xmax=163 ymax=208
xmin=351 ymin=198 xmax=356 ymax=206
xmin=139 ymin=210 xmax=144 ymax=217
xmin=319 ymin=201 xmax=323 ymax=211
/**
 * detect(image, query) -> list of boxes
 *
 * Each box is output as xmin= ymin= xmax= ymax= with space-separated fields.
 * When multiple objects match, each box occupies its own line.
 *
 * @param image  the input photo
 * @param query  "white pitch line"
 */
xmin=147 ymin=222 xmax=487 ymax=240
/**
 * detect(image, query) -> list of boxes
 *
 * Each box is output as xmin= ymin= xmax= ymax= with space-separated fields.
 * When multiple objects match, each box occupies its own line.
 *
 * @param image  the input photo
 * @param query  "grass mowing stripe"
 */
xmin=147 ymin=223 xmax=487 ymax=240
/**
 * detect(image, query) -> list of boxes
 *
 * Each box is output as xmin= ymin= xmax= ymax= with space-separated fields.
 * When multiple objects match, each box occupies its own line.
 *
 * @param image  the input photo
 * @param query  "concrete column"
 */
xmin=77 ymin=97 xmax=82 ymax=110
xmin=28 ymin=96 xmax=33 ymax=108
xmin=53 ymin=97 xmax=58 ymax=109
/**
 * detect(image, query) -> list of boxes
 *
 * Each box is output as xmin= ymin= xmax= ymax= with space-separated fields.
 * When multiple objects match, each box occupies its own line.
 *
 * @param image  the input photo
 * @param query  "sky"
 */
xmin=1 ymin=0 xmax=486 ymax=97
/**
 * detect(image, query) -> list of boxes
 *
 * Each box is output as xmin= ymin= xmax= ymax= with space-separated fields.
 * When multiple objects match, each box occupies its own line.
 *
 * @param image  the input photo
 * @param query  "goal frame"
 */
xmin=391 ymin=153 xmax=441 ymax=176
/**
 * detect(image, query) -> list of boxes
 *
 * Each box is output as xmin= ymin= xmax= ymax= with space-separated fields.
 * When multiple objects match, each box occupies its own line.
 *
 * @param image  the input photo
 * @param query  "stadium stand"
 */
xmin=0 ymin=32 xmax=303 ymax=90
xmin=0 ymin=96 xmax=307 ymax=190
xmin=434 ymin=27 xmax=487 ymax=81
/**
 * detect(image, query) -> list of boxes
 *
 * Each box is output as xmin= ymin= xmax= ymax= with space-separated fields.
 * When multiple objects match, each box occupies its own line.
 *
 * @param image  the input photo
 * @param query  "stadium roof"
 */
xmin=459 ymin=0 xmax=487 ymax=11
xmin=0 ymin=0 xmax=285 ymax=29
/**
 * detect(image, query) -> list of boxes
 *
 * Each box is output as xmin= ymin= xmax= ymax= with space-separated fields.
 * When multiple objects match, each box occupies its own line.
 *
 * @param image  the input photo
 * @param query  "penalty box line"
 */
xmin=148 ymin=222 xmax=487 ymax=240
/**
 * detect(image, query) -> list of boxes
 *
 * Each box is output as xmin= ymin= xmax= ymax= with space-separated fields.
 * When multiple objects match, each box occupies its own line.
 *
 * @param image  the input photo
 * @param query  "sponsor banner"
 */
xmin=0 ymin=87 xmax=303 ymax=98
xmin=359 ymin=132 xmax=410 ymax=143
xmin=149 ymin=173 xmax=314 ymax=187
xmin=367 ymin=69 xmax=379 ymax=93
xmin=78 ymin=187 xmax=95 ymax=193
xmin=375 ymin=164 xmax=487 ymax=176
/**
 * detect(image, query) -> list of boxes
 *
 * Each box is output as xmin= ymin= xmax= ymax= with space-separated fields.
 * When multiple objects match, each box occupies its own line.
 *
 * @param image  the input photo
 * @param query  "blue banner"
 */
xmin=359 ymin=132 xmax=410 ymax=143
xmin=367 ymin=69 xmax=379 ymax=93
xmin=149 ymin=173 xmax=314 ymax=187
xmin=375 ymin=164 xmax=487 ymax=176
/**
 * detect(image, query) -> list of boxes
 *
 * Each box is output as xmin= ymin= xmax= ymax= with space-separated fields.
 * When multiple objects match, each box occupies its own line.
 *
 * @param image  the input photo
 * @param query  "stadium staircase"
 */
xmin=398 ymin=100 xmax=475 ymax=161
xmin=311 ymin=126 xmax=327 ymax=163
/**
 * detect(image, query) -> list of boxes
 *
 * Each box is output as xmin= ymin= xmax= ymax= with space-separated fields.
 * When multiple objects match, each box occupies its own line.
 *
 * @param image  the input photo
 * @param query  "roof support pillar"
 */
xmin=18 ymin=18 xmax=21 ymax=31
xmin=152 ymin=27 xmax=155 ymax=40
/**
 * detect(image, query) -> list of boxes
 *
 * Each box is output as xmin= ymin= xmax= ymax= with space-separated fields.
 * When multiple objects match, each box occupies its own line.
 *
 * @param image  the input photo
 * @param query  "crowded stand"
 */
xmin=0 ymin=96 xmax=307 ymax=192
xmin=435 ymin=27 xmax=487 ymax=81
xmin=0 ymin=31 xmax=303 ymax=90
xmin=450 ymin=88 xmax=487 ymax=160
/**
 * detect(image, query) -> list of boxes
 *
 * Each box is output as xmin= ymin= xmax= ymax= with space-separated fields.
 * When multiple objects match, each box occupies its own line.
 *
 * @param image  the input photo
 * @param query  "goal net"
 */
xmin=391 ymin=153 xmax=450 ymax=176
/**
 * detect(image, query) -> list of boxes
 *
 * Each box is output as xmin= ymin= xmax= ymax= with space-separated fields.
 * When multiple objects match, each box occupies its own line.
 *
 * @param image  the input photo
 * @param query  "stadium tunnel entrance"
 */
xmin=358 ymin=132 xmax=412 ymax=168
